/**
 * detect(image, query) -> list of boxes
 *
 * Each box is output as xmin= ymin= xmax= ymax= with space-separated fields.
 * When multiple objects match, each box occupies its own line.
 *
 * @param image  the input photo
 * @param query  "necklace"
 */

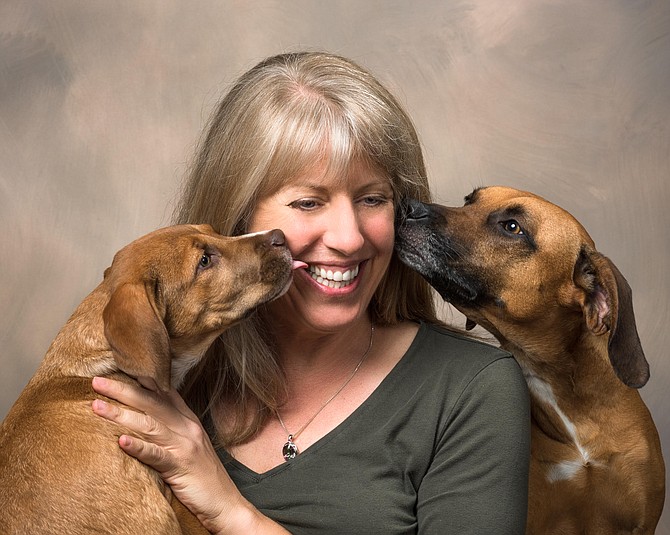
xmin=277 ymin=324 xmax=375 ymax=461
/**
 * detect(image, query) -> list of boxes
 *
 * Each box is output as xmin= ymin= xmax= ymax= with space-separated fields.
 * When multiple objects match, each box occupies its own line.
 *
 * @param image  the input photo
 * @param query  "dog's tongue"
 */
xmin=292 ymin=260 xmax=308 ymax=270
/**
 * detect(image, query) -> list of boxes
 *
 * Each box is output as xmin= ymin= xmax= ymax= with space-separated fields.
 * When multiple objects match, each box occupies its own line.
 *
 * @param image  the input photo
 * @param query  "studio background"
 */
xmin=1 ymin=1 xmax=668 ymax=531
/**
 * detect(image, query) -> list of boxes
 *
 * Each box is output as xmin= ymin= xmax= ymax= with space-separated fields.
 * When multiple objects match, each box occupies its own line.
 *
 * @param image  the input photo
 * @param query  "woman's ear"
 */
xmin=103 ymin=281 xmax=172 ymax=391
xmin=573 ymin=247 xmax=649 ymax=388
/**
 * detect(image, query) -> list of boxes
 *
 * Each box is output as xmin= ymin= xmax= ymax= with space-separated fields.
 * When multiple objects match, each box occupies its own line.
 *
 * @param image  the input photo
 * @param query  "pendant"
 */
xmin=282 ymin=434 xmax=298 ymax=461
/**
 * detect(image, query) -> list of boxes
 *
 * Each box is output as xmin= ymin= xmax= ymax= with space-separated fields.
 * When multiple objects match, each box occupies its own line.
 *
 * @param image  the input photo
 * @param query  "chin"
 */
xmin=271 ymin=280 xmax=374 ymax=333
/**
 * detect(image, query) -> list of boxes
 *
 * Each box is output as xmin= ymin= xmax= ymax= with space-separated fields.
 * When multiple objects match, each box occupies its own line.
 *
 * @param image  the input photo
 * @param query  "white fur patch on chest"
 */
xmin=525 ymin=372 xmax=597 ymax=483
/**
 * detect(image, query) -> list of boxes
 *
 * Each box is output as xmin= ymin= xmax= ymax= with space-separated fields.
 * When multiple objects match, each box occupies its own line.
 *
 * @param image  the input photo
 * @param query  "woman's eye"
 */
xmin=288 ymin=199 xmax=320 ymax=211
xmin=198 ymin=253 xmax=212 ymax=269
xmin=502 ymin=220 xmax=524 ymax=235
xmin=361 ymin=195 xmax=386 ymax=207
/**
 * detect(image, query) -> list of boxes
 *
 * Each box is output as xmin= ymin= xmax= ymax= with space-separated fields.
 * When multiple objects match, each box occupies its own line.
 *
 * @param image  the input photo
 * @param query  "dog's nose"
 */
xmin=403 ymin=199 xmax=430 ymax=221
xmin=268 ymin=229 xmax=286 ymax=247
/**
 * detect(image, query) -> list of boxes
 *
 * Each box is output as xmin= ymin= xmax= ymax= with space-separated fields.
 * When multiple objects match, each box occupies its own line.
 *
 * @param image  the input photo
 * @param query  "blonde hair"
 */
xmin=176 ymin=52 xmax=439 ymax=447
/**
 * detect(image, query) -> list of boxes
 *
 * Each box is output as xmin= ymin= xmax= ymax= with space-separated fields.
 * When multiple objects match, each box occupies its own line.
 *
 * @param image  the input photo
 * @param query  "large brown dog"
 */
xmin=0 ymin=224 xmax=297 ymax=534
xmin=395 ymin=186 xmax=665 ymax=534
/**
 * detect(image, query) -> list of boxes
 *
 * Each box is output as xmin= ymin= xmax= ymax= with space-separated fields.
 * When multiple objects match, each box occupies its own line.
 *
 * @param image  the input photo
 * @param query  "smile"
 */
xmin=308 ymin=264 xmax=360 ymax=289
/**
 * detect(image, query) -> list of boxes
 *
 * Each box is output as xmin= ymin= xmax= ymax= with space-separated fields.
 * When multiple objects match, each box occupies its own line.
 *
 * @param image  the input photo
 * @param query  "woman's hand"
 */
xmin=90 ymin=376 xmax=285 ymax=534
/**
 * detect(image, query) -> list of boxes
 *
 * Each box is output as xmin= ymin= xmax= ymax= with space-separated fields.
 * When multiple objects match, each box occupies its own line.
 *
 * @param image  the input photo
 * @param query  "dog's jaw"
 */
xmin=395 ymin=226 xmax=488 ymax=305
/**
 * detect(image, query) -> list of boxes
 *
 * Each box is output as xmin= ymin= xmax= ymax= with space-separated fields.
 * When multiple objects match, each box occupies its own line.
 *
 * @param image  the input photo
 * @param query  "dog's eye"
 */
xmin=502 ymin=220 xmax=524 ymax=235
xmin=198 ymin=253 xmax=212 ymax=269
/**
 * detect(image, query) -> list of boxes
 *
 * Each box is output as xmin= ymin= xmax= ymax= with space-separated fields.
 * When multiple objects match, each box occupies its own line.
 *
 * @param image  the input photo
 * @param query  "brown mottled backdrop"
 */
xmin=1 ymin=1 xmax=668 ymax=530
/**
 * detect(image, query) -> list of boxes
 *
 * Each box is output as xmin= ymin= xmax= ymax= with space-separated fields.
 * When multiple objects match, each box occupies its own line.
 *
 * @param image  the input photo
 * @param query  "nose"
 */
xmin=254 ymin=229 xmax=287 ymax=254
xmin=323 ymin=202 xmax=365 ymax=254
xmin=401 ymin=199 xmax=430 ymax=221
xmin=267 ymin=228 xmax=286 ymax=247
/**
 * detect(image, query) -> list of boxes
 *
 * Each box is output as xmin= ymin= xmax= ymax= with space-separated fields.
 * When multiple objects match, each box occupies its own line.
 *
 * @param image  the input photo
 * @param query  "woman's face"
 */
xmin=248 ymin=159 xmax=395 ymax=334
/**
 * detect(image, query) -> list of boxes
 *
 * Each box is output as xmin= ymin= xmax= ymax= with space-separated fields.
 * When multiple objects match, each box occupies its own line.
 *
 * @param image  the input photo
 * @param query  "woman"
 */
xmin=92 ymin=51 xmax=530 ymax=534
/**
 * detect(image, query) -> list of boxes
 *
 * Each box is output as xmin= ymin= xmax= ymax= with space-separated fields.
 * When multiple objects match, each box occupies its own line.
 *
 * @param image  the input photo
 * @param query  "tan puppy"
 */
xmin=395 ymin=186 xmax=665 ymax=534
xmin=0 ymin=224 xmax=298 ymax=534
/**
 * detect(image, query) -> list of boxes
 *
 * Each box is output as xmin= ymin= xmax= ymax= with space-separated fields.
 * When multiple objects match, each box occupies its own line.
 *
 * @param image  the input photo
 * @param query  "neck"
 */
xmin=40 ymin=284 xmax=118 ymax=379
xmin=504 ymin=329 xmax=630 ymax=445
xmin=271 ymin=318 xmax=374 ymax=415
xmin=270 ymin=317 xmax=374 ymax=376
xmin=274 ymin=319 xmax=375 ymax=462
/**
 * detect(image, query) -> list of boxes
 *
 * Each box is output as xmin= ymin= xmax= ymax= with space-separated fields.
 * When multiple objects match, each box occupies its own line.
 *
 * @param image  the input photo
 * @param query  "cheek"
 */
xmin=366 ymin=209 xmax=396 ymax=256
xmin=284 ymin=222 xmax=319 ymax=254
xmin=252 ymin=213 xmax=318 ymax=258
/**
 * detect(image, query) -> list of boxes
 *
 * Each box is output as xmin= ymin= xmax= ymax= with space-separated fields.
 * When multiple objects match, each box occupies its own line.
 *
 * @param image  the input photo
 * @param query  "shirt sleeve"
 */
xmin=417 ymin=356 xmax=531 ymax=535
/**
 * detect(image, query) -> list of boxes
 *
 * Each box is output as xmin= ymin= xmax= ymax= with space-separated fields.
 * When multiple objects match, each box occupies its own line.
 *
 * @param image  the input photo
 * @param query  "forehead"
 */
xmin=466 ymin=186 xmax=561 ymax=215
xmin=465 ymin=186 xmax=537 ymax=205
xmin=117 ymin=227 xmax=201 ymax=265
xmin=466 ymin=186 xmax=593 ymax=243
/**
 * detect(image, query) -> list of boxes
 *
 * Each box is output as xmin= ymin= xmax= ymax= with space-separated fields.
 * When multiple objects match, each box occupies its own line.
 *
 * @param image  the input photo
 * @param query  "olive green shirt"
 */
xmin=221 ymin=322 xmax=530 ymax=534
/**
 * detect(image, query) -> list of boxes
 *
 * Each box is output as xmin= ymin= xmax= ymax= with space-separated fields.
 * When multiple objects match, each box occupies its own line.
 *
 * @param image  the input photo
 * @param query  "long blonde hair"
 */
xmin=176 ymin=52 xmax=439 ymax=447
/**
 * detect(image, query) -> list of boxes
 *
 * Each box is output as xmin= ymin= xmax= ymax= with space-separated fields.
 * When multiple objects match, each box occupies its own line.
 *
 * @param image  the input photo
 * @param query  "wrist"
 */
xmin=205 ymin=494 xmax=283 ymax=535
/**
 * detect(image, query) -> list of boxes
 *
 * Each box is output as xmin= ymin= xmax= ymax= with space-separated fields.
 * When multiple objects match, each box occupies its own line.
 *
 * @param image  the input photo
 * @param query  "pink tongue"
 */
xmin=292 ymin=260 xmax=308 ymax=270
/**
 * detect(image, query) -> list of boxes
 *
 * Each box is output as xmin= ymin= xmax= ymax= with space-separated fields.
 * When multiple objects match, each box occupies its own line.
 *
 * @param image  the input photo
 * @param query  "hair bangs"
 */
xmin=259 ymin=93 xmax=382 ymax=195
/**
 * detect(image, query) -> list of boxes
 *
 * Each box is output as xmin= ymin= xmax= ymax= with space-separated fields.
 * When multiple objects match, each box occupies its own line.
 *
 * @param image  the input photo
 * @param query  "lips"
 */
xmin=307 ymin=264 xmax=361 ymax=289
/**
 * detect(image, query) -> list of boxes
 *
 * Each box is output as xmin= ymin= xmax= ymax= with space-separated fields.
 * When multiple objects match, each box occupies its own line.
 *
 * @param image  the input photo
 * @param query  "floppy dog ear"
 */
xmin=573 ymin=248 xmax=649 ymax=388
xmin=103 ymin=281 xmax=172 ymax=391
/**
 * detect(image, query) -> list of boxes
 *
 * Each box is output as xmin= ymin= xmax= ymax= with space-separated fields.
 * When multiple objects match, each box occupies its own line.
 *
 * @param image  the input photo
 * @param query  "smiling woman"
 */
xmin=248 ymin=159 xmax=396 ymax=334
xmin=90 ymin=51 xmax=531 ymax=535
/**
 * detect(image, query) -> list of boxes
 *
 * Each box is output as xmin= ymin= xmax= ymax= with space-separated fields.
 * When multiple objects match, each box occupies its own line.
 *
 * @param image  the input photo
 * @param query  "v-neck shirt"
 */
xmin=218 ymin=322 xmax=530 ymax=534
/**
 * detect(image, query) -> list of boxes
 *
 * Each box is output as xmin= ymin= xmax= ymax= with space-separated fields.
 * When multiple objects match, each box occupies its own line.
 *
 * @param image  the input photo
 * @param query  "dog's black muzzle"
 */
xmin=395 ymin=198 xmax=487 ymax=306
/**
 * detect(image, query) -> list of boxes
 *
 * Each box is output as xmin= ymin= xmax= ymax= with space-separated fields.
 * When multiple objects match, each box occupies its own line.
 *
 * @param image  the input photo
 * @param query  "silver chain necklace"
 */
xmin=277 ymin=324 xmax=375 ymax=461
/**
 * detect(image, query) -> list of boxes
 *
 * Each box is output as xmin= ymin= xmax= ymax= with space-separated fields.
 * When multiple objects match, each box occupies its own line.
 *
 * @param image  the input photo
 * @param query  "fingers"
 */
xmin=91 ymin=397 xmax=161 ymax=435
xmin=90 ymin=377 xmax=206 ymax=467
xmin=91 ymin=378 xmax=177 ymax=452
xmin=91 ymin=395 xmax=184 ymax=478
xmin=92 ymin=376 xmax=154 ymax=411
xmin=117 ymin=433 xmax=175 ymax=475
xmin=92 ymin=376 xmax=196 ymax=423
xmin=91 ymin=378 xmax=189 ymax=442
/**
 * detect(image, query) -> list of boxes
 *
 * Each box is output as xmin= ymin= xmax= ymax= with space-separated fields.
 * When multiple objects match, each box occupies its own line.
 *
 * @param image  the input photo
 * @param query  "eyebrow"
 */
xmin=501 ymin=204 xmax=526 ymax=217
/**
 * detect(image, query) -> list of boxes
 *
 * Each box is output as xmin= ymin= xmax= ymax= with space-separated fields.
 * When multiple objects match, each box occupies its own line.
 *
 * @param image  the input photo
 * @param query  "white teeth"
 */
xmin=308 ymin=264 xmax=360 ymax=288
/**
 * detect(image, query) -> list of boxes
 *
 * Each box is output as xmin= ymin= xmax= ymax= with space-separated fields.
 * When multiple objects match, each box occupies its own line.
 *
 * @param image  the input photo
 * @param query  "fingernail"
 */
xmin=92 ymin=399 xmax=108 ymax=412
xmin=92 ymin=376 xmax=108 ymax=389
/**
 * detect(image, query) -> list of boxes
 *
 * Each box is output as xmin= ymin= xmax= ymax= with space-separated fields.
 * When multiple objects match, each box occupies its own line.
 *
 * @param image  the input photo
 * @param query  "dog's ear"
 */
xmin=573 ymin=247 xmax=649 ymax=388
xmin=103 ymin=281 xmax=172 ymax=391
